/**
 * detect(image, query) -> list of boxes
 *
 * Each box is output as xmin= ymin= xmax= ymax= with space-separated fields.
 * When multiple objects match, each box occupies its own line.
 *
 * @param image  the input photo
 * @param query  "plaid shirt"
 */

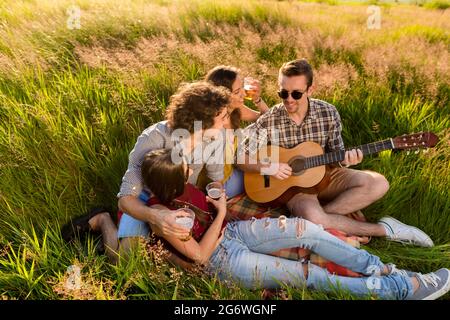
xmin=240 ymin=98 xmax=345 ymax=156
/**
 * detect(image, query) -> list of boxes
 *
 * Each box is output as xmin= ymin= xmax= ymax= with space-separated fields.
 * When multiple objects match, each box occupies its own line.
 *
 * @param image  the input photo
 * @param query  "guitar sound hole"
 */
xmin=289 ymin=158 xmax=305 ymax=175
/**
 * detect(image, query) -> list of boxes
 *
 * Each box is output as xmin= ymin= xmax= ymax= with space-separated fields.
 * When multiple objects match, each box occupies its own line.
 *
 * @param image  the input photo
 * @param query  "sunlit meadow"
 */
xmin=0 ymin=0 xmax=449 ymax=300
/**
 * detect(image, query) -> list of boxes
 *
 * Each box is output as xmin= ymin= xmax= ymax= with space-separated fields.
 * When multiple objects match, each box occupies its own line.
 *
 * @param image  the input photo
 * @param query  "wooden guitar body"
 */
xmin=244 ymin=142 xmax=327 ymax=203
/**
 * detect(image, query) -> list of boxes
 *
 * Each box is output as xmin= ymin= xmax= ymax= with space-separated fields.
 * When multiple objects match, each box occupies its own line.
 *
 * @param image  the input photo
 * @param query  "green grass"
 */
xmin=391 ymin=25 xmax=450 ymax=46
xmin=423 ymin=0 xmax=450 ymax=9
xmin=0 ymin=0 xmax=449 ymax=300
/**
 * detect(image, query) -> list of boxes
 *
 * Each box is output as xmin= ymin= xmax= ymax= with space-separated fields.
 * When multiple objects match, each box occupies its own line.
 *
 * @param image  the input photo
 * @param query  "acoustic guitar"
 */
xmin=244 ymin=132 xmax=438 ymax=203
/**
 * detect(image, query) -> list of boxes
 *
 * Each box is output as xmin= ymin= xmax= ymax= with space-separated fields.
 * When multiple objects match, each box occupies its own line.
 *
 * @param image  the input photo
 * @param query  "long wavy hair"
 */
xmin=205 ymin=65 xmax=241 ymax=129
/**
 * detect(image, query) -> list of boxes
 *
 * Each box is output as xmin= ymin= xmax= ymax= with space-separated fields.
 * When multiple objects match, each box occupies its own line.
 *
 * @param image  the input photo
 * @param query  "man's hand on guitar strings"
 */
xmin=340 ymin=149 xmax=363 ymax=167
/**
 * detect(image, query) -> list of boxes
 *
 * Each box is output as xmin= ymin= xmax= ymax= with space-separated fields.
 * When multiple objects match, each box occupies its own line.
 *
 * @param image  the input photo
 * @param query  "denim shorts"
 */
xmin=223 ymin=168 xmax=245 ymax=198
xmin=117 ymin=191 xmax=151 ymax=239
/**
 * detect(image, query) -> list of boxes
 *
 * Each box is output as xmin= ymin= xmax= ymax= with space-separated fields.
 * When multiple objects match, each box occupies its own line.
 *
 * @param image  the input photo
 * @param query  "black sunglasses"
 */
xmin=277 ymin=89 xmax=307 ymax=100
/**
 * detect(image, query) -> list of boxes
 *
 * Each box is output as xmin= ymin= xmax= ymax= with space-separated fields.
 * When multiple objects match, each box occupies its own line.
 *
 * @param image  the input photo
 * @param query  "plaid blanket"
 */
xmin=226 ymin=193 xmax=371 ymax=278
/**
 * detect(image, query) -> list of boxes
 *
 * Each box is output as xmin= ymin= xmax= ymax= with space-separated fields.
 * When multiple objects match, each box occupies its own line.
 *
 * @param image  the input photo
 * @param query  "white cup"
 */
xmin=175 ymin=208 xmax=195 ymax=229
xmin=206 ymin=182 xmax=224 ymax=200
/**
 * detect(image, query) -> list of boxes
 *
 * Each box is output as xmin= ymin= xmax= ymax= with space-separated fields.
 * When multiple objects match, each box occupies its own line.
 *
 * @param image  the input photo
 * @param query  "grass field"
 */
xmin=0 ymin=0 xmax=449 ymax=300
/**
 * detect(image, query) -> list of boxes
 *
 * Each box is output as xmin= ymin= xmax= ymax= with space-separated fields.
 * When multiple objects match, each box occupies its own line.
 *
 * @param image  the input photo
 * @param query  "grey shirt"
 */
xmin=117 ymin=121 xmax=224 ymax=198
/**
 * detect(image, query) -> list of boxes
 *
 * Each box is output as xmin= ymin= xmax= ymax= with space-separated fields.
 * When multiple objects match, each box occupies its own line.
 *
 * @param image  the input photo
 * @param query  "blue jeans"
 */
xmin=209 ymin=217 xmax=413 ymax=299
xmin=117 ymin=191 xmax=151 ymax=239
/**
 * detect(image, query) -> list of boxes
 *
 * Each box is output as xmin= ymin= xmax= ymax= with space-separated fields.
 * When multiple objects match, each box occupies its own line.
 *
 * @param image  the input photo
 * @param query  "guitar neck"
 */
xmin=304 ymin=139 xmax=394 ymax=169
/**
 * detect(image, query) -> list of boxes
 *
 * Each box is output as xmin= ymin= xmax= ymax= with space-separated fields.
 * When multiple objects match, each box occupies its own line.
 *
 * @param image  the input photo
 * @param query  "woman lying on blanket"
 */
xmin=140 ymin=148 xmax=450 ymax=300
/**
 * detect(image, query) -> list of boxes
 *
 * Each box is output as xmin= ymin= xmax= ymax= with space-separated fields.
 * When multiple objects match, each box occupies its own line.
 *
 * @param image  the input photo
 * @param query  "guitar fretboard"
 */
xmin=304 ymin=139 xmax=393 ymax=169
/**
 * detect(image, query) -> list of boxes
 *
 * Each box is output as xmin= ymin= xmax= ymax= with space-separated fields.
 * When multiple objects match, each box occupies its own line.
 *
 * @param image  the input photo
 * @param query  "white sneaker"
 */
xmin=407 ymin=268 xmax=450 ymax=300
xmin=378 ymin=216 xmax=434 ymax=247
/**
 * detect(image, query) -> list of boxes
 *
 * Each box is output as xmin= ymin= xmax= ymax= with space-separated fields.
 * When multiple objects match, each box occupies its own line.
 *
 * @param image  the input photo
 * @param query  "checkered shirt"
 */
xmin=240 ymin=98 xmax=345 ymax=156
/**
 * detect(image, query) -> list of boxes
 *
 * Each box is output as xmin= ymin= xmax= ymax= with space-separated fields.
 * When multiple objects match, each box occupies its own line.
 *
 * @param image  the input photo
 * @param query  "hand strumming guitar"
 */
xmin=260 ymin=162 xmax=292 ymax=180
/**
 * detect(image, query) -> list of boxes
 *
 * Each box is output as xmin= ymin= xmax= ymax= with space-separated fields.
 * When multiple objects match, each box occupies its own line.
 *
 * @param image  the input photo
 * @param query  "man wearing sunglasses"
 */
xmin=236 ymin=59 xmax=433 ymax=247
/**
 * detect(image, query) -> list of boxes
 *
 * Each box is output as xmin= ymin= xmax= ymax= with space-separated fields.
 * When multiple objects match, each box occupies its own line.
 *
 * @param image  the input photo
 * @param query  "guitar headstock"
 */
xmin=392 ymin=132 xmax=438 ymax=150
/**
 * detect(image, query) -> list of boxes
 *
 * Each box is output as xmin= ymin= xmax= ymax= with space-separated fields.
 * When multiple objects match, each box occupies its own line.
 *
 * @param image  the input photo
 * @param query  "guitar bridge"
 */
xmin=264 ymin=175 xmax=270 ymax=188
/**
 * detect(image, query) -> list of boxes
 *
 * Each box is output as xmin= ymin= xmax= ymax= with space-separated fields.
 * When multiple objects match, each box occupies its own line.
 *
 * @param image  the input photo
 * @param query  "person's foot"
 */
xmin=61 ymin=207 xmax=110 ymax=243
xmin=378 ymin=216 xmax=434 ymax=247
xmin=407 ymin=268 xmax=450 ymax=300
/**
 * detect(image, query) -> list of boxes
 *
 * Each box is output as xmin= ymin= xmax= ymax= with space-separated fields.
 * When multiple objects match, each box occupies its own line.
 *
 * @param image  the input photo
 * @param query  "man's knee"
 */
xmin=374 ymin=173 xmax=389 ymax=196
xmin=365 ymin=172 xmax=389 ymax=199
xmin=357 ymin=171 xmax=389 ymax=199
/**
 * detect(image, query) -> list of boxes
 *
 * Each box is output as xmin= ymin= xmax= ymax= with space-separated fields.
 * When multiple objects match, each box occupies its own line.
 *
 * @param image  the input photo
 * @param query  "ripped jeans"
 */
xmin=208 ymin=217 xmax=413 ymax=300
